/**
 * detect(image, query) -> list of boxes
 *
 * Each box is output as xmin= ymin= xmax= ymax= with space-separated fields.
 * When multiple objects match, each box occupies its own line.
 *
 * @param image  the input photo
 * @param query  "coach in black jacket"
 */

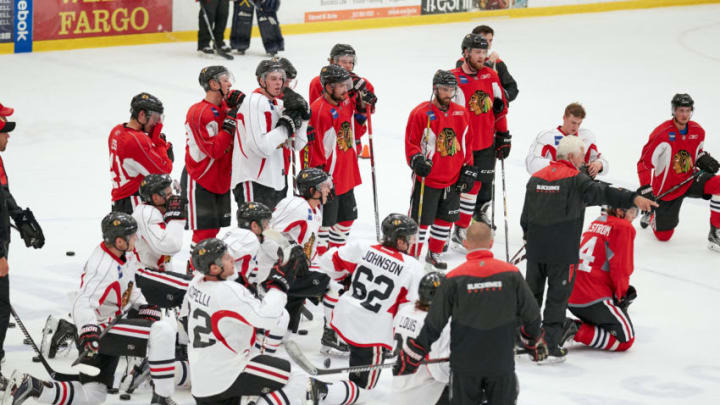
xmin=520 ymin=135 xmax=655 ymax=359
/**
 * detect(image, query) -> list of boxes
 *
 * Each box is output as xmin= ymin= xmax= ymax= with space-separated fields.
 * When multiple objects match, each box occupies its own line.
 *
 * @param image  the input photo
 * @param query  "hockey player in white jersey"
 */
xmin=222 ymin=201 xmax=271 ymax=287
xmin=182 ymin=238 xmax=309 ymax=404
xmin=392 ymin=272 xmax=450 ymax=405
xmin=232 ymin=58 xmax=309 ymax=210
xmin=526 ymin=102 xmax=609 ymax=178
xmin=308 ymin=213 xmax=424 ymax=405
xmin=4 ymin=213 xmax=181 ymax=405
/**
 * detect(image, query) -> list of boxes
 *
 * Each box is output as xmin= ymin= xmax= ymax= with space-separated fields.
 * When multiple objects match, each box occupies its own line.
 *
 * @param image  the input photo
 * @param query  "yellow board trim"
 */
xmin=2 ymin=0 xmax=718 ymax=54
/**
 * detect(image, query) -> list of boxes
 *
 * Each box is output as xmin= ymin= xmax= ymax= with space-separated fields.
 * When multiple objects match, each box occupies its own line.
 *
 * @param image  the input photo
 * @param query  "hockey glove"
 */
xmin=696 ymin=151 xmax=719 ymax=174
xmin=494 ymin=131 xmax=512 ymax=160
xmin=519 ymin=328 xmax=548 ymax=362
xmin=393 ymin=337 xmax=428 ymax=376
xmin=164 ymin=195 xmax=188 ymax=222
xmin=636 ymin=185 xmax=656 ymax=215
xmin=616 ymin=285 xmax=637 ymax=311
xmin=281 ymin=88 xmax=311 ymax=121
xmin=78 ymin=324 xmax=101 ymax=356
xmin=138 ymin=304 xmax=161 ymax=322
xmin=260 ymin=230 xmax=307 ymax=293
xmin=13 ymin=208 xmax=45 ymax=249
xmin=306 ymin=125 xmax=316 ymax=142
xmin=492 ymin=97 xmax=505 ymax=115
xmin=277 ymin=110 xmax=304 ymax=136
xmin=455 ymin=164 xmax=479 ymax=193
xmin=222 ymin=109 xmax=238 ymax=135
xmin=410 ymin=153 xmax=433 ymax=178
xmin=225 ymin=89 xmax=246 ymax=110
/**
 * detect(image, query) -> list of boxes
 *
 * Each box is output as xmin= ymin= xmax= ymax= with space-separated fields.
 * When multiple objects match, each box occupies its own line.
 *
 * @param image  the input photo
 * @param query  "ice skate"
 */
xmin=151 ymin=391 xmax=178 ymax=405
xmin=320 ymin=326 xmax=349 ymax=355
xmin=40 ymin=315 xmax=77 ymax=359
xmin=425 ymin=251 xmax=447 ymax=271
xmin=473 ymin=201 xmax=494 ymax=229
xmin=639 ymin=211 xmax=652 ymax=229
xmin=708 ymin=225 xmax=720 ymax=253
xmin=306 ymin=378 xmax=328 ymax=405
xmin=450 ymin=226 xmax=467 ymax=253
xmin=2 ymin=372 xmax=44 ymax=405
xmin=559 ymin=318 xmax=580 ymax=347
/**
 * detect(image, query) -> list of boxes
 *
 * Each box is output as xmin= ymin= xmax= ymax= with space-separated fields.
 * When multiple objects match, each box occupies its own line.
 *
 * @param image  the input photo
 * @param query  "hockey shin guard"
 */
xmin=328 ymin=220 xmax=353 ymax=250
xmin=457 ymin=183 xmax=481 ymax=228
xmin=428 ymin=219 xmax=452 ymax=254
xmin=410 ymin=225 xmax=429 ymax=257
xmin=148 ymin=318 xmax=177 ymax=397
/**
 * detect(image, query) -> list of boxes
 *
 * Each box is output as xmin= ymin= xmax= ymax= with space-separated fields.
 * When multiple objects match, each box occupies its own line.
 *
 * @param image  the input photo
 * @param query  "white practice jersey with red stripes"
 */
xmin=181 ymin=274 xmax=289 ymax=397
xmin=132 ymin=203 xmax=184 ymax=272
xmin=321 ymin=242 xmax=423 ymax=349
xmin=525 ymin=127 xmax=609 ymax=176
xmin=271 ymin=196 xmax=322 ymax=262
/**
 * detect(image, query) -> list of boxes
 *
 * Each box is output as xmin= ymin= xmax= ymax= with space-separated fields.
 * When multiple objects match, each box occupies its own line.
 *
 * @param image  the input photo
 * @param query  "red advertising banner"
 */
xmin=34 ymin=0 xmax=172 ymax=41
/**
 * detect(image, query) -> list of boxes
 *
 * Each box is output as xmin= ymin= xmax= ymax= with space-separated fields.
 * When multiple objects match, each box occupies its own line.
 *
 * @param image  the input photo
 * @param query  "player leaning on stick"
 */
xmin=308 ymin=214 xmax=424 ymax=405
xmin=405 ymin=69 xmax=474 ymax=271
xmin=636 ymin=93 xmax=720 ymax=252
xmin=5 ymin=213 xmax=182 ymax=405
xmin=394 ymin=222 xmax=547 ymax=404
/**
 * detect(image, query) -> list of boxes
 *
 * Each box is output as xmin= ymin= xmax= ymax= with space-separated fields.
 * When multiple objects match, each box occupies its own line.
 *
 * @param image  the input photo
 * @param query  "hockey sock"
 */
xmin=328 ymin=220 xmax=354 ymax=249
xmin=428 ymin=219 xmax=452 ymax=254
xmin=409 ymin=225 xmax=428 ymax=257
xmin=457 ymin=183 xmax=481 ymax=228
xmin=317 ymin=227 xmax=330 ymax=255
xmin=148 ymin=318 xmax=177 ymax=397
xmin=191 ymin=228 xmax=219 ymax=244
xmin=41 ymin=381 xmax=106 ymax=404
xmin=574 ymin=323 xmax=634 ymax=352
xmin=324 ymin=380 xmax=360 ymax=405
xmin=258 ymin=371 xmax=306 ymax=405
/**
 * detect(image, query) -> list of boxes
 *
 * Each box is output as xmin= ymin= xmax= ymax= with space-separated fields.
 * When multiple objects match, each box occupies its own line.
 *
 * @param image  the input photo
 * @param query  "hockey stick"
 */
xmin=365 ymin=107 xmax=381 ymax=242
xmin=9 ymin=306 xmax=79 ymax=382
xmin=291 ymin=138 xmax=298 ymax=194
xmin=199 ymin=1 xmax=234 ymax=60
xmin=509 ymin=243 xmax=526 ymax=265
xmin=415 ymin=95 xmax=434 ymax=258
xmin=500 ymin=158 xmax=510 ymax=261
xmin=286 ymin=341 xmax=447 ymax=376
xmin=655 ymin=170 xmax=703 ymax=200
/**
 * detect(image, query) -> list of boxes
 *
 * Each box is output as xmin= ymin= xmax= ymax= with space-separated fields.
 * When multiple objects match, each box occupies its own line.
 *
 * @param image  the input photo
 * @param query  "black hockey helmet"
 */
xmin=199 ymin=65 xmax=232 ymax=91
xmin=277 ymin=57 xmax=297 ymax=80
xmin=418 ymin=271 xmax=444 ymax=307
xmin=329 ymin=44 xmax=356 ymax=60
xmin=433 ymin=70 xmax=457 ymax=87
xmin=671 ymin=93 xmax=694 ymax=112
xmin=139 ymin=174 xmax=173 ymax=204
xmin=191 ymin=238 xmax=228 ymax=275
xmin=130 ymin=92 xmax=164 ymax=119
xmin=237 ymin=201 xmax=273 ymax=230
xmin=101 ymin=212 xmax=138 ymax=245
xmin=461 ymin=33 xmax=489 ymax=53
xmin=296 ymin=168 xmax=331 ymax=199
xmin=256 ymin=58 xmax=286 ymax=81
xmin=319 ymin=64 xmax=351 ymax=88
xmin=381 ymin=213 xmax=418 ymax=248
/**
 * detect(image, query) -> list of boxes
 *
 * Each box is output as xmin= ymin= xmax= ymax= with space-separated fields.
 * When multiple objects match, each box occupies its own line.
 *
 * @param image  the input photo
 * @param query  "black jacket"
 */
xmin=0 ymin=156 xmax=20 ymax=259
xmin=416 ymin=250 xmax=541 ymax=376
xmin=520 ymin=160 xmax=637 ymax=264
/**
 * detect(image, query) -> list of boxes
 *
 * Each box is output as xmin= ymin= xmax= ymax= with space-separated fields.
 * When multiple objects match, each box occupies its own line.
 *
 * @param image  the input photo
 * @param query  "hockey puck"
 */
xmin=120 ymin=393 xmax=132 ymax=400
xmin=32 ymin=355 xmax=40 ymax=363
xmin=66 ymin=251 xmax=75 ymax=256
xmin=324 ymin=358 xmax=331 ymax=368
xmin=297 ymin=329 xmax=308 ymax=336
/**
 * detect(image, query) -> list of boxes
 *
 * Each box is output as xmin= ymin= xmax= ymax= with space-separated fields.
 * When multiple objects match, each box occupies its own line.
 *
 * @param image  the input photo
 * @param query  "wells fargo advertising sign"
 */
xmin=304 ymin=0 xmax=421 ymax=23
xmin=34 ymin=0 xmax=172 ymax=41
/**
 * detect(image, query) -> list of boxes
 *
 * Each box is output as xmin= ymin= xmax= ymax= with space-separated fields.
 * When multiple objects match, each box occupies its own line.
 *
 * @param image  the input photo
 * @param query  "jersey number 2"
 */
xmin=192 ymin=308 xmax=216 ymax=348
xmin=350 ymin=266 xmax=394 ymax=313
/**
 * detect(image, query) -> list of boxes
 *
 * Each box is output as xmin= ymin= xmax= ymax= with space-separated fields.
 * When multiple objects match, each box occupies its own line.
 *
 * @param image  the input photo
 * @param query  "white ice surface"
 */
xmin=1 ymin=4 xmax=719 ymax=404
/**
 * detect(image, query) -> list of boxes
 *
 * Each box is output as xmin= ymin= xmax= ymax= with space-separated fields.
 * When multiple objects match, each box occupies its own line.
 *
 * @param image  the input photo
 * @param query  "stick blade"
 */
xmin=285 ymin=341 xmax=319 ymax=376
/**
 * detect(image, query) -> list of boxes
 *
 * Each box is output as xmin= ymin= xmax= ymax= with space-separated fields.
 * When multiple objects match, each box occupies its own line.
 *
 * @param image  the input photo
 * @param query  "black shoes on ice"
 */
xmin=320 ymin=325 xmax=349 ymax=354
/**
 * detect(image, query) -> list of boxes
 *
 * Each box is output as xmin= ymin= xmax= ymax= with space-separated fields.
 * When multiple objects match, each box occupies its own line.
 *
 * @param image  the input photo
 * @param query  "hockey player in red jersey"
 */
xmin=450 ymin=33 xmax=509 ymax=246
xmin=405 ymin=69 xmax=475 ymax=271
xmin=568 ymin=205 xmax=639 ymax=351
xmin=308 ymin=214 xmax=424 ymax=405
xmin=109 ymin=93 xmax=173 ymax=214
xmin=183 ymin=66 xmax=245 ymax=256
xmin=302 ymin=65 xmax=366 ymax=255
xmin=636 ymin=93 xmax=720 ymax=251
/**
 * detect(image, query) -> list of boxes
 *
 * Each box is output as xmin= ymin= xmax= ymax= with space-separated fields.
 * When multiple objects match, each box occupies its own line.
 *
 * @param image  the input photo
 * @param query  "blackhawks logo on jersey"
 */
xmin=468 ymin=90 xmax=492 ymax=115
xmin=336 ymin=121 xmax=353 ymax=152
xmin=672 ymin=150 xmax=693 ymax=174
xmin=304 ymin=233 xmax=316 ymax=259
xmin=437 ymin=128 xmax=460 ymax=157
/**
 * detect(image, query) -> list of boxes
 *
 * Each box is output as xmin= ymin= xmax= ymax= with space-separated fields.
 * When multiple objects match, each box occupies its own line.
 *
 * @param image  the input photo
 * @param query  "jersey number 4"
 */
xmin=578 ymin=236 xmax=598 ymax=272
xmin=110 ymin=151 xmax=130 ymax=189
xmin=351 ymin=266 xmax=395 ymax=314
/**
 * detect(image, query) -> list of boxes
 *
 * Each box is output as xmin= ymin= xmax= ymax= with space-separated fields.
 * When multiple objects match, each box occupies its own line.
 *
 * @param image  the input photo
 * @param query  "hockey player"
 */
xmin=405 ymin=69 xmax=475 ymax=270
xmin=394 ymin=222 xmax=547 ymax=404
xmin=229 ymin=0 xmax=284 ymax=55
xmin=568 ymin=205 xmax=638 ymax=352
xmin=302 ymin=65 xmax=366 ymax=255
xmin=5 ymin=213 xmax=181 ymax=405
xmin=308 ymin=214 xmax=424 ymax=405
xmin=109 ymin=92 xmax=173 ymax=214
xmin=526 ymin=102 xmax=609 ymax=178
xmin=391 ymin=272 xmax=450 ymax=405
xmin=182 ymin=238 xmax=308 ymax=404
xmin=450 ymin=33 xmax=510 ymax=242
xmin=636 ymin=93 xmax=720 ymax=251
xmin=197 ymin=0 xmax=231 ymax=55
xmin=184 ymin=66 xmax=245 ymax=255
xmin=232 ymin=58 xmax=309 ymax=211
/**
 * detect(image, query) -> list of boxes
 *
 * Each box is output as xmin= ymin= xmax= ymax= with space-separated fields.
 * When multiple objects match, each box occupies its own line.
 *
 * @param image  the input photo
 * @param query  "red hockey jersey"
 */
xmin=451 ymin=66 xmax=507 ymax=152
xmin=405 ymin=101 xmax=472 ymax=188
xmin=637 ymin=119 xmax=705 ymax=201
xmin=185 ymin=100 xmax=234 ymax=194
xmin=108 ymin=124 xmax=172 ymax=201
xmin=309 ymin=75 xmax=375 ymax=105
xmin=569 ymin=215 xmax=635 ymax=305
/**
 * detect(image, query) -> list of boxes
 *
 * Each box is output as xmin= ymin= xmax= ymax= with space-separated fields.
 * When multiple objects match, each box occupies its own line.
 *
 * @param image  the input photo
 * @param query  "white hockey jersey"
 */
xmin=132 ymin=203 xmax=184 ymax=272
xmin=231 ymin=90 xmax=308 ymax=192
xmin=72 ymin=243 xmax=147 ymax=329
xmin=221 ymin=227 xmax=261 ymax=284
xmin=182 ymin=274 xmax=289 ymax=397
xmin=392 ymin=305 xmax=450 ymax=404
xmin=270 ymin=196 xmax=322 ymax=262
xmin=321 ymin=242 xmax=423 ymax=349
xmin=525 ymin=127 xmax=609 ymax=176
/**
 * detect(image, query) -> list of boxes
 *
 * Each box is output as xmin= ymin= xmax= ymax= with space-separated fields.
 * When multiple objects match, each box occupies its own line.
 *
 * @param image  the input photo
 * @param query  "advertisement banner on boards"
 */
xmin=305 ymin=0 xmax=421 ymax=23
xmin=34 ymin=0 xmax=172 ymax=41
xmin=420 ymin=0 xmax=471 ymax=14
xmin=0 ymin=0 xmax=11 ymax=43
